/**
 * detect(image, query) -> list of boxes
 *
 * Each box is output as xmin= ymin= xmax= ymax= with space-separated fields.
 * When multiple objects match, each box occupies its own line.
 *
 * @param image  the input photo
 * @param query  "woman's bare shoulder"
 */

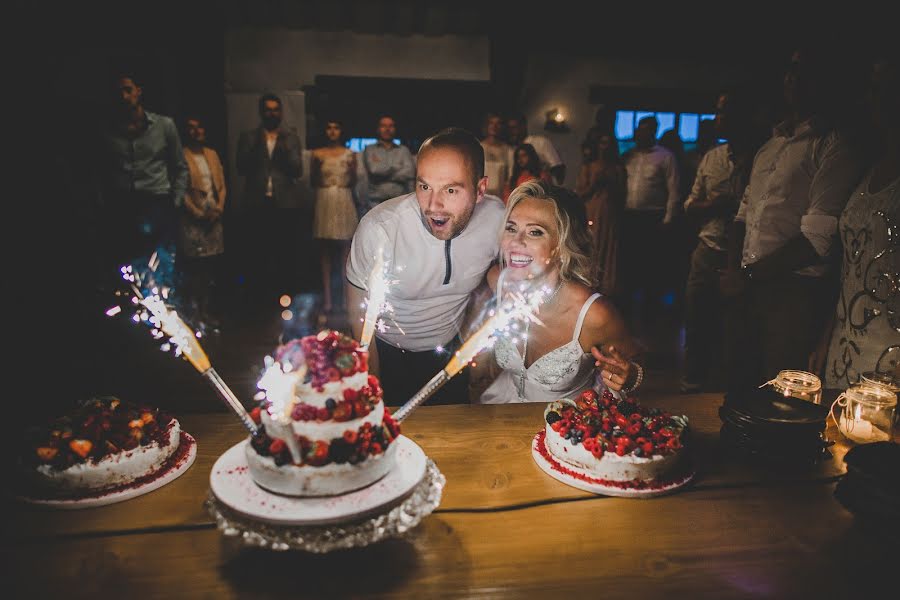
xmin=487 ymin=264 xmax=501 ymax=292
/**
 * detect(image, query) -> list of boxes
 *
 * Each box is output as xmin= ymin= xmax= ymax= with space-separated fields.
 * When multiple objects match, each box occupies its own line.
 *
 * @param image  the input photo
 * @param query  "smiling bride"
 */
xmin=477 ymin=180 xmax=643 ymax=404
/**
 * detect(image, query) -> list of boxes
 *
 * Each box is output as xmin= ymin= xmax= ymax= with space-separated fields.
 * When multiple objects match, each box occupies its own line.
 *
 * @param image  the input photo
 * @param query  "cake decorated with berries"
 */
xmin=245 ymin=330 xmax=401 ymax=496
xmin=538 ymin=389 xmax=691 ymax=490
xmin=22 ymin=396 xmax=185 ymax=495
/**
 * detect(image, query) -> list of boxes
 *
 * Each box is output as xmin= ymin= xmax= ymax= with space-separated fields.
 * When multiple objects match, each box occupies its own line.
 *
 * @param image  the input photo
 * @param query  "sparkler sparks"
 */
xmin=393 ymin=276 xmax=554 ymax=421
xmin=106 ymin=253 xmax=259 ymax=436
xmin=359 ymin=248 xmax=403 ymax=346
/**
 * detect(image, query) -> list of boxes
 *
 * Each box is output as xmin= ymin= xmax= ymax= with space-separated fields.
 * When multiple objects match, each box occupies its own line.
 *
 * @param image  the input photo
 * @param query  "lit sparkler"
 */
xmin=254 ymin=358 xmax=305 ymax=460
xmin=359 ymin=247 xmax=401 ymax=347
xmin=393 ymin=277 xmax=553 ymax=422
xmin=110 ymin=257 xmax=260 ymax=436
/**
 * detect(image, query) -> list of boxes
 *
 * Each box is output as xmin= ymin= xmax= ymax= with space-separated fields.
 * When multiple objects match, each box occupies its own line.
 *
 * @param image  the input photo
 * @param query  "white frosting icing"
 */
xmin=34 ymin=420 xmax=181 ymax=492
xmin=246 ymin=438 xmax=397 ymax=496
xmin=545 ymin=423 xmax=683 ymax=482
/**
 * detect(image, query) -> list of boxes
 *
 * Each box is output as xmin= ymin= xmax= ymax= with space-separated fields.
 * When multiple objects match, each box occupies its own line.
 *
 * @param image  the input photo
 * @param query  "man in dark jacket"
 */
xmin=235 ymin=93 xmax=303 ymax=303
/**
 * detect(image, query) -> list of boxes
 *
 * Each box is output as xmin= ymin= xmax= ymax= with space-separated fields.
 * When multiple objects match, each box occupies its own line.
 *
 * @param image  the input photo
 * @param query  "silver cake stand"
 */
xmin=204 ymin=459 xmax=445 ymax=552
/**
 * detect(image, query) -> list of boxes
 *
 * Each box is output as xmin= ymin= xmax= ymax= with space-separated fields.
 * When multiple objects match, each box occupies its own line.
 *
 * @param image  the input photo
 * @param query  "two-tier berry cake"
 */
xmin=245 ymin=330 xmax=401 ymax=496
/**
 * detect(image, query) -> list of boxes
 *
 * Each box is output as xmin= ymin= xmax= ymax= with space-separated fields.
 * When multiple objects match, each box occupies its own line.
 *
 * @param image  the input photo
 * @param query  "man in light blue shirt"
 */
xmin=99 ymin=74 xmax=188 ymax=267
xmin=362 ymin=115 xmax=415 ymax=210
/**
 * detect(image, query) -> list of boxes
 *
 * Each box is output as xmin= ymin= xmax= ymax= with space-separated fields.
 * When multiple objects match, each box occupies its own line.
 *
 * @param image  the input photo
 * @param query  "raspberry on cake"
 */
xmin=245 ymin=330 xmax=401 ymax=496
xmin=540 ymin=389 xmax=690 ymax=489
xmin=23 ymin=396 xmax=182 ymax=494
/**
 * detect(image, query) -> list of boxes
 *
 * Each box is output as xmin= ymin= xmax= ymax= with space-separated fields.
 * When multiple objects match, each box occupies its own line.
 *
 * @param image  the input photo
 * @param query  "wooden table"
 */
xmin=7 ymin=395 xmax=897 ymax=598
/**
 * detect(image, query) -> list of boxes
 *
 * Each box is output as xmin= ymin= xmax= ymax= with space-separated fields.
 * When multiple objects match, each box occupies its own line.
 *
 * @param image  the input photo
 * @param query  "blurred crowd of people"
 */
xmin=86 ymin=43 xmax=898 ymax=396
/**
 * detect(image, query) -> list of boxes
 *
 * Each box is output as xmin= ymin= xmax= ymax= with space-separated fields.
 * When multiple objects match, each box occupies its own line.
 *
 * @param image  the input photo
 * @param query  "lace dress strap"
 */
xmin=572 ymin=293 xmax=602 ymax=343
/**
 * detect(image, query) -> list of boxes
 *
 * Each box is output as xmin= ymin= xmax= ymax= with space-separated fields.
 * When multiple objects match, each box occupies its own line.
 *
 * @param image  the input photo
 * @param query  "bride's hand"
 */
xmin=591 ymin=345 xmax=633 ymax=392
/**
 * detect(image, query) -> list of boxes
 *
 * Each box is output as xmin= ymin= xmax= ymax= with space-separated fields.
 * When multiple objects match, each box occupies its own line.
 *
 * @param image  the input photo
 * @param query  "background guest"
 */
xmin=179 ymin=116 xmax=226 ymax=329
xmin=680 ymin=90 xmax=763 ymax=392
xmin=311 ymin=118 xmax=358 ymax=317
xmin=362 ymin=114 xmax=416 ymax=210
xmin=816 ymin=51 xmax=900 ymax=388
xmin=619 ymin=116 xmax=680 ymax=326
xmin=98 ymin=72 xmax=188 ymax=271
xmin=575 ymin=131 xmax=626 ymax=298
xmin=505 ymin=113 xmax=566 ymax=185
xmin=721 ymin=46 xmax=865 ymax=391
xmin=480 ymin=112 xmax=514 ymax=198
xmin=235 ymin=93 xmax=303 ymax=304
xmin=504 ymin=143 xmax=552 ymax=203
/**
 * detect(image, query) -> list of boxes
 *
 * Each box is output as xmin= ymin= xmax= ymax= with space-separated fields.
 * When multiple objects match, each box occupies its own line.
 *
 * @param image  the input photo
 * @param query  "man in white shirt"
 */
xmin=720 ymin=48 xmax=864 ymax=391
xmin=619 ymin=116 xmax=681 ymax=323
xmin=347 ymin=128 xmax=505 ymax=405
xmin=506 ymin=113 xmax=565 ymax=184
xmin=681 ymin=90 xmax=760 ymax=392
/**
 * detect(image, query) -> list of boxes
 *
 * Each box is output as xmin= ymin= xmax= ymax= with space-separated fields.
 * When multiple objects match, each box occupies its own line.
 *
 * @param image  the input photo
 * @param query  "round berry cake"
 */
xmin=22 ymin=396 xmax=183 ymax=495
xmin=539 ymin=389 xmax=691 ymax=489
xmin=246 ymin=330 xmax=401 ymax=496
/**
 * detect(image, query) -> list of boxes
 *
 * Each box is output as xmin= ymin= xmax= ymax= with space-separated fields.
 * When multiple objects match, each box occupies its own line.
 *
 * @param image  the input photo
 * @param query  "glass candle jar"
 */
xmin=860 ymin=371 xmax=900 ymax=427
xmin=768 ymin=370 xmax=823 ymax=405
xmin=832 ymin=383 xmax=897 ymax=444
xmin=860 ymin=371 xmax=900 ymax=393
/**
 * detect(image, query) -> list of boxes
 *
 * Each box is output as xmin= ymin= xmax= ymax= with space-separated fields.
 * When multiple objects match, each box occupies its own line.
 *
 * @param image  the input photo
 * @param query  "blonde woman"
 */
xmin=477 ymin=180 xmax=642 ymax=403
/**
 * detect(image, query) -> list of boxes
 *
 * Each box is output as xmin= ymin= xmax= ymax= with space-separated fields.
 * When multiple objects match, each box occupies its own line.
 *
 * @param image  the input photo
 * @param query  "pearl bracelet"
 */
xmin=621 ymin=362 xmax=643 ymax=394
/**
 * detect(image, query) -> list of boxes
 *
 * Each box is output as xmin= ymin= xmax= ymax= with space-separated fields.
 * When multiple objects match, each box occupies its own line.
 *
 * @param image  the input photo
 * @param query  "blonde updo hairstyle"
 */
xmin=501 ymin=180 xmax=595 ymax=289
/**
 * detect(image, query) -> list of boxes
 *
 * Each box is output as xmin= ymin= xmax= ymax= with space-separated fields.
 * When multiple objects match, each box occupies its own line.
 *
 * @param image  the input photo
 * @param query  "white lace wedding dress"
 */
xmin=478 ymin=293 xmax=605 ymax=403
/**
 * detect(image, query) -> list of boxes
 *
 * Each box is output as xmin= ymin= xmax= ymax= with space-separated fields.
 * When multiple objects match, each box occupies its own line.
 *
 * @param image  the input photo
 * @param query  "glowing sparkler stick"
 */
xmin=130 ymin=286 xmax=259 ymax=436
xmin=393 ymin=282 xmax=550 ymax=422
xmin=360 ymin=247 xmax=388 ymax=348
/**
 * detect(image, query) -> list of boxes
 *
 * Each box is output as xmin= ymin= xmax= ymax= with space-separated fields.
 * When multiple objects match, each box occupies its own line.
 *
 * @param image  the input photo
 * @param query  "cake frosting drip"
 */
xmin=543 ymin=389 xmax=689 ymax=484
xmin=248 ymin=330 xmax=401 ymax=496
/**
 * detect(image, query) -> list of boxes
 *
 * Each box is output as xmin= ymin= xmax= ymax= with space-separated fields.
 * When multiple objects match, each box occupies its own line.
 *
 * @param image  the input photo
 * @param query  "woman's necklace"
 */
xmin=518 ymin=279 xmax=564 ymax=398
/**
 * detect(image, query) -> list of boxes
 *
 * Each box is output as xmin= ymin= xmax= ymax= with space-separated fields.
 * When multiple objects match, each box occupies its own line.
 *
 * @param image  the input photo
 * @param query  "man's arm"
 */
xmin=274 ymin=129 xmax=302 ymax=179
xmin=549 ymin=164 xmax=566 ymax=186
xmin=165 ymin=119 xmax=189 ymax=207
xmin=346 ymin=218 xmax=390 ymax=375
xmin=663 ymin=152 xmax=681 ymax=224
xmin=683 ymin=154 xmax=708 ymax=213
xmin=363 ymin=146 xmax=392 ymax=182
xmin=537 ymin=137 xmax=565 ymax=185
xmin=235 ymin=131 xmax=256 ymax=176
xmin=346 ymin=281 xmax=379 ymax=376
xmin=751 ymin=133 xmax=862 ymax=280
xmin=393 ymin=146 xmax=416 ymax=192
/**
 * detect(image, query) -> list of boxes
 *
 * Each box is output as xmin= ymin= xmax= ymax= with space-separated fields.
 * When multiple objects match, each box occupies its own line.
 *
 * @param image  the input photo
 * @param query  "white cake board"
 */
xmin=210 ymin=435 xmax=427 ymax=526
xmin=18 ymin=432 xmax=197 ymax=509
xmin=531 ymin=432 xmax=694 ymax=498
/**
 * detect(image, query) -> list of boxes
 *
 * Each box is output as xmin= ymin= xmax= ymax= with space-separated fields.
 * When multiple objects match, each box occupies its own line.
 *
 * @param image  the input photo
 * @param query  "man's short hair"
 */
xmin=419 ymin=127 xmax=485 ymax=186
xmin=376 ymin=113 xmax=396 ymax=124
xmin=638 ymin=115 xmax=658 ymax=128
xmin=258 ymin=93 xmax=282 ymax=114
xmin=111 ymin=71 xmax=141 ymax=87
xmin=508 ymin=112 xmax=527 ymax=125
